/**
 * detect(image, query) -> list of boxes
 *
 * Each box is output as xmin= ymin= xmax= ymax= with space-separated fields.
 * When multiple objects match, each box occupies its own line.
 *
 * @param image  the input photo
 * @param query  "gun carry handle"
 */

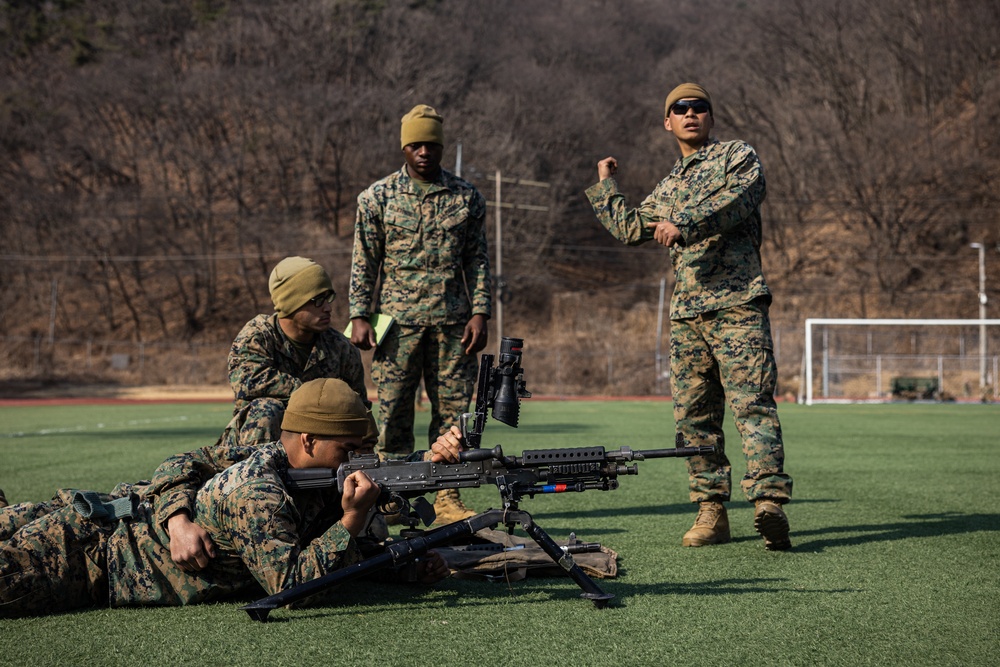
xmin=458 ymin=445 xmax=503 ymax=463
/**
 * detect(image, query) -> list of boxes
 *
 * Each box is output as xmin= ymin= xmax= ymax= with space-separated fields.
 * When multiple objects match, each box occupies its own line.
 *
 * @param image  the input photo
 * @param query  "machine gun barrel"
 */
xmin=285 ymin=444 xmax=716 ymax=495
xmin=603 ymin=445 xmax=717 ymax=461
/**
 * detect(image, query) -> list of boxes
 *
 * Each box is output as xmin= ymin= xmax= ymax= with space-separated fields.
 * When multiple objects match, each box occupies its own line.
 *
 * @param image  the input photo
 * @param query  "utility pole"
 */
xmin=494 ymin=170 xmax=503 ymax=346
xmin=486 ymin=170 xmax=550 ymax=352
xmin=970 ymin=242 xmax=987 ymax=390
xmin=48 ymin=278 xmax=58 ymax=344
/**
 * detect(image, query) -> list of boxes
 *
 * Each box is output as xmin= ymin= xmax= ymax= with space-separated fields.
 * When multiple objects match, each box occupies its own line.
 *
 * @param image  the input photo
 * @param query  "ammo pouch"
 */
xmin=435 ymin=529 xmax=618 ymax=582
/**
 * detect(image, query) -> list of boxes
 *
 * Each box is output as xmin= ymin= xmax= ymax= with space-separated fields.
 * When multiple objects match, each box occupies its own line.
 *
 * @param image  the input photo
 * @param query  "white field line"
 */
xmin=0 ymin=415 xmax=200 ymax=439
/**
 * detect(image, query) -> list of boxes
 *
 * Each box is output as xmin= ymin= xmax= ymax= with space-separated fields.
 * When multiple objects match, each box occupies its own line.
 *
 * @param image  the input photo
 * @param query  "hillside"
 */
xmin=1 ymin=0 xmax=997 ymax=395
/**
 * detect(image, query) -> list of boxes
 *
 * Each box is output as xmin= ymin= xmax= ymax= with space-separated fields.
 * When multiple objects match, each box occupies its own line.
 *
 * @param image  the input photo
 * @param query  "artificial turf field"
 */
xmin=0 ymin=399 xmax=997 ymax=666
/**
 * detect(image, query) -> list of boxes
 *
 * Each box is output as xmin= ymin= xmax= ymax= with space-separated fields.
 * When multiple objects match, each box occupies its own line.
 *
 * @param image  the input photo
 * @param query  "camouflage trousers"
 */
xmin=372 ymin=323 xmax=477 ymax=457
xmin=0 ymin=494 xmax=115 ymax=616
xmin=670 ymin=298 xmax=792 ymax=504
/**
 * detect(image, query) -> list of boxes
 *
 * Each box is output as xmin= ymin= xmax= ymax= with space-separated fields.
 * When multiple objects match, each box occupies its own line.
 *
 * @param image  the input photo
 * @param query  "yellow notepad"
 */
xmin=343 ymin=313 xmax=395 ymax=345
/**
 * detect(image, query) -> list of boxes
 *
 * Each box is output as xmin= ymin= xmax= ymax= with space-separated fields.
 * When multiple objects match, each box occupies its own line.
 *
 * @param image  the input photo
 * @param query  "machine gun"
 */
xmin=242 ymin=337 xmax=713 ymax=621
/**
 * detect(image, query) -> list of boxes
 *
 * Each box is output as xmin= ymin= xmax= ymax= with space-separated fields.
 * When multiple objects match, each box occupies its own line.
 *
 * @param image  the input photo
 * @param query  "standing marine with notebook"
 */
xmin=349 ymin=104 xmax=492 ymax=523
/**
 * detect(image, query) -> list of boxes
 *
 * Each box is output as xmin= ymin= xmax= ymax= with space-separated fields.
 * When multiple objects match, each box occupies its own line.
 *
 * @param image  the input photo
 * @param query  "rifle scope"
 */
xmin=492 ymin=336 xmax=531 ymax=427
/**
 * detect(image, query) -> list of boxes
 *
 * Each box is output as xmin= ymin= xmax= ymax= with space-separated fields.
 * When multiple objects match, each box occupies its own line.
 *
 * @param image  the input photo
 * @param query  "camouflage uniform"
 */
xmin=350 ymin=165 xmax=492 ymax=456
xmin=0 ymin=444 xmax=362 ymax=616
xmin=586 ymin=138 xmax=792 ymax=504
xmin=144 ymin=438 xmax=259 ymax=531
xmin=227 ymin=313 xmax=371 ymax=445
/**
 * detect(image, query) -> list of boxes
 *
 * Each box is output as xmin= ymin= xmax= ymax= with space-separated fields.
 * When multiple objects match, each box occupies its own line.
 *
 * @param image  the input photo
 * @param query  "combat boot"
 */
xmin=0 ymin=488 xmax=6 ymax=508
xmin=754 ymin=499 xmax=791 ymax=551
xmin=432 ymin=488 xmax=477 ymax=525
xmin=682 ymin=501 xmax=731 ymax=547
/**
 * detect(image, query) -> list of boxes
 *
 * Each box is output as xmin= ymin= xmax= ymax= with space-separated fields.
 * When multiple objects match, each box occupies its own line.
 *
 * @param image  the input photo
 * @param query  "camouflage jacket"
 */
xmin=144 ymin=439 xmax=258 ymax=530
xmin=228 ymin=313 xmax=369 ymax=412
xmin=586 ymin=139 xmax=770 ymax=319
xmin=106 ymin=443 xmax=359 ymax=606
xmin=350 ymin=166 xmax=492 ymax=326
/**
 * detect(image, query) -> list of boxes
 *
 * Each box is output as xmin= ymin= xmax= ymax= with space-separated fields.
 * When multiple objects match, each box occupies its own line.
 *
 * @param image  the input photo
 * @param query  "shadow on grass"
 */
xmin=607 ymin=577 xmax=860 ymax=602
xmin=536 ymin=498 xmax=838 ymax=526
xmin=792 ymin=511 xmax=1000 ymax=552
xmin=535 ymin=503 xmax=695 ymax=523
xmin=261 ymin=574 xmax=858 ymax=621
xmin=261 ymin=581 xmax=567 ymax=619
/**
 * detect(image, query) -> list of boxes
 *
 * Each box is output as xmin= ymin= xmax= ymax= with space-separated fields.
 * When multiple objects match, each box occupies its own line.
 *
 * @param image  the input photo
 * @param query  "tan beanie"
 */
xmin=400 ymin=104 xmax=444 ymax=149
xmin=664 ymin=83 xmax=713 ymax=118
xmin=281 ymin=378 xmax=372 ymax=437
xmin=268 ymin=257 xmax=334 ymax=318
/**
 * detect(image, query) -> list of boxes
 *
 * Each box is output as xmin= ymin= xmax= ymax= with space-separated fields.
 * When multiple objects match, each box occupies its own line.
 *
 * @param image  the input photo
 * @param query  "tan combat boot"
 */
xmin=432 ymin=488 xmax=477 ymax=524
xmin=682 ymin=501 xmax=731 ymax=547
xmin=754 ymin=499 xmax=791 ymax=551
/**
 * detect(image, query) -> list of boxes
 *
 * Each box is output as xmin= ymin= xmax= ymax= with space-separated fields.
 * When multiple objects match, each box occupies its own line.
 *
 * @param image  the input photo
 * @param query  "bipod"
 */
xmin=241 ymin=506 xmax=614 ymax=621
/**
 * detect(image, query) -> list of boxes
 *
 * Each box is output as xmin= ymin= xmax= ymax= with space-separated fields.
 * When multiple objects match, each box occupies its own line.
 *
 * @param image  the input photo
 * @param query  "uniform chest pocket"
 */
xmin=383 ymin=205 xmax=420 ymax=253
xmin=438 ymin=202 xmax=469 ymax=232
xmin=687 ymin=172 xmax=729 ymax=206
xmin=385 ymin=205 xmax=419 ymax=232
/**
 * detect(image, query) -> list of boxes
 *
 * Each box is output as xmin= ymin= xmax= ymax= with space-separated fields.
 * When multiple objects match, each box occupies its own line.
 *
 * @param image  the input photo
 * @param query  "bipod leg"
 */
xmin=514 ymin=511 xmax=614 ymax=609
xmin=241 ymin=508 xmax=505 ymax=621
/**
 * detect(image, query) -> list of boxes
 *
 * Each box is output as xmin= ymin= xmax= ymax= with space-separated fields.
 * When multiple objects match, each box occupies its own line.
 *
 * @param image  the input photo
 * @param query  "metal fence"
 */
xmin=810 ymin=353 xmax=999 ymax=402
xmin=10 ymin=324 xmax=995 ymax=401
xmin=1 ymin=325 xmax=805 ymax=398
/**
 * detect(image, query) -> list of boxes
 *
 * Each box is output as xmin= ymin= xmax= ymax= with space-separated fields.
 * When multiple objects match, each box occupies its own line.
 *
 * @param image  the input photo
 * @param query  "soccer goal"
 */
xmin=803 ymin=318 xmax=1000 ymax=404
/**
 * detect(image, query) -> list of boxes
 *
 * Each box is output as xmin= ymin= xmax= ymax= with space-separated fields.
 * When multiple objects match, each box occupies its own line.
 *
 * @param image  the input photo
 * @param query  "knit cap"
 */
xmin=400 ymin=104 xmax=444 ymax=149
xmin=281 ymin=378 xmax=372 ymax=437
xmin=268 ymin=257 xmax=334 ymax=317
xmin=664 ymin=82 xmax=713 ymax=118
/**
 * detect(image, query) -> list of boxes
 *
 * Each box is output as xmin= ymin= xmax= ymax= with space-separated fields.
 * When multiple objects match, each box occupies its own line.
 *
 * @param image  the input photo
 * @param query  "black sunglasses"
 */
xmin=308 ymin=291 xmax=335 ymax=308
xmin=670 ymin=100 xmax=712 ymax=116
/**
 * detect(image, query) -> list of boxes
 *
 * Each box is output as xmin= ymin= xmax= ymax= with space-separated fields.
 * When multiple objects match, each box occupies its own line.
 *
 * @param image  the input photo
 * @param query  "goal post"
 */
xmin=803 ymin=318 xmax=1000 ymax=405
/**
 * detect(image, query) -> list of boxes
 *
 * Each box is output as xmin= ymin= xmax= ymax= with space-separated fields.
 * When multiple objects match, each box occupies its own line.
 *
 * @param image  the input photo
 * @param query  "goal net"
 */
xmin=803 ymin=318 xmax=1000 ymax=404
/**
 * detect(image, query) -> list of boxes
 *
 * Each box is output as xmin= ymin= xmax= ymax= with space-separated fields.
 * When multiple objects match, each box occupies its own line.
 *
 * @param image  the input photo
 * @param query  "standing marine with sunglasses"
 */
xmin=586 ymin=82 xmax=793 ymax=551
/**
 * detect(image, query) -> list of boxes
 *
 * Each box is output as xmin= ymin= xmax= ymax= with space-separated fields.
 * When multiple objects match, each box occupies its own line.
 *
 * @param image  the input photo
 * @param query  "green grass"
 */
xmin=1 ymin=400 xmax=998 ymax=666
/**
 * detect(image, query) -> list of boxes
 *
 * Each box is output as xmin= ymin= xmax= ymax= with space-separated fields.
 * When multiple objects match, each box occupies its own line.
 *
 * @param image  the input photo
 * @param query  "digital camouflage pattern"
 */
xmin=0 ymin=483 xmax=141 ymax=541
xmin=349 ymin=166 xmax=491 ymax=325
xmin=373 ymin=322 xmax=477 ymax=456
xmin=586 ymin=139 xmax=770 ymax=319
xmin=0 ymin=503 xmax=112 ymax=615
xmin=0 ymin=495 xmax=68 ymax=539
xmin=350 ymin=165 xmax=491 ymax=456
xmin=144 ymin=314 xmax=378 ymax=533
xmin=586 ymin=138 xmax=791 ymax=504
xmin=227 ymin=313 xmax=372 ymax=444
xmin=671 ymin=300 xmax=791 ymax=503
xmin=0 ymin=444 xmax=361 ymax=615
xmin=145 ymin=439 xmax=258 ymax=530
xmin=145 ymin=413 xmax=378 ymax=531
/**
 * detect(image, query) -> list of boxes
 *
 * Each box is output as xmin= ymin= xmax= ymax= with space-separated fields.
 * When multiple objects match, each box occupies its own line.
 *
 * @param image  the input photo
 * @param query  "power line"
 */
xmin=0 ymin=249 xmax=353 ymax=263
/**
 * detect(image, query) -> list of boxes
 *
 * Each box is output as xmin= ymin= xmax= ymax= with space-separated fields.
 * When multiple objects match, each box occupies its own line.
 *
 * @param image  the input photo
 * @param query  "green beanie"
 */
xmin=400 ymin=104 xmax=444 ymax=149
xmin=268 ymin=257 xmax=334 ymax=318
xmin=281 ymin=378 xmax=372 ymax=438
xmin=664 ymin=82 xmax=713 ymax=118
